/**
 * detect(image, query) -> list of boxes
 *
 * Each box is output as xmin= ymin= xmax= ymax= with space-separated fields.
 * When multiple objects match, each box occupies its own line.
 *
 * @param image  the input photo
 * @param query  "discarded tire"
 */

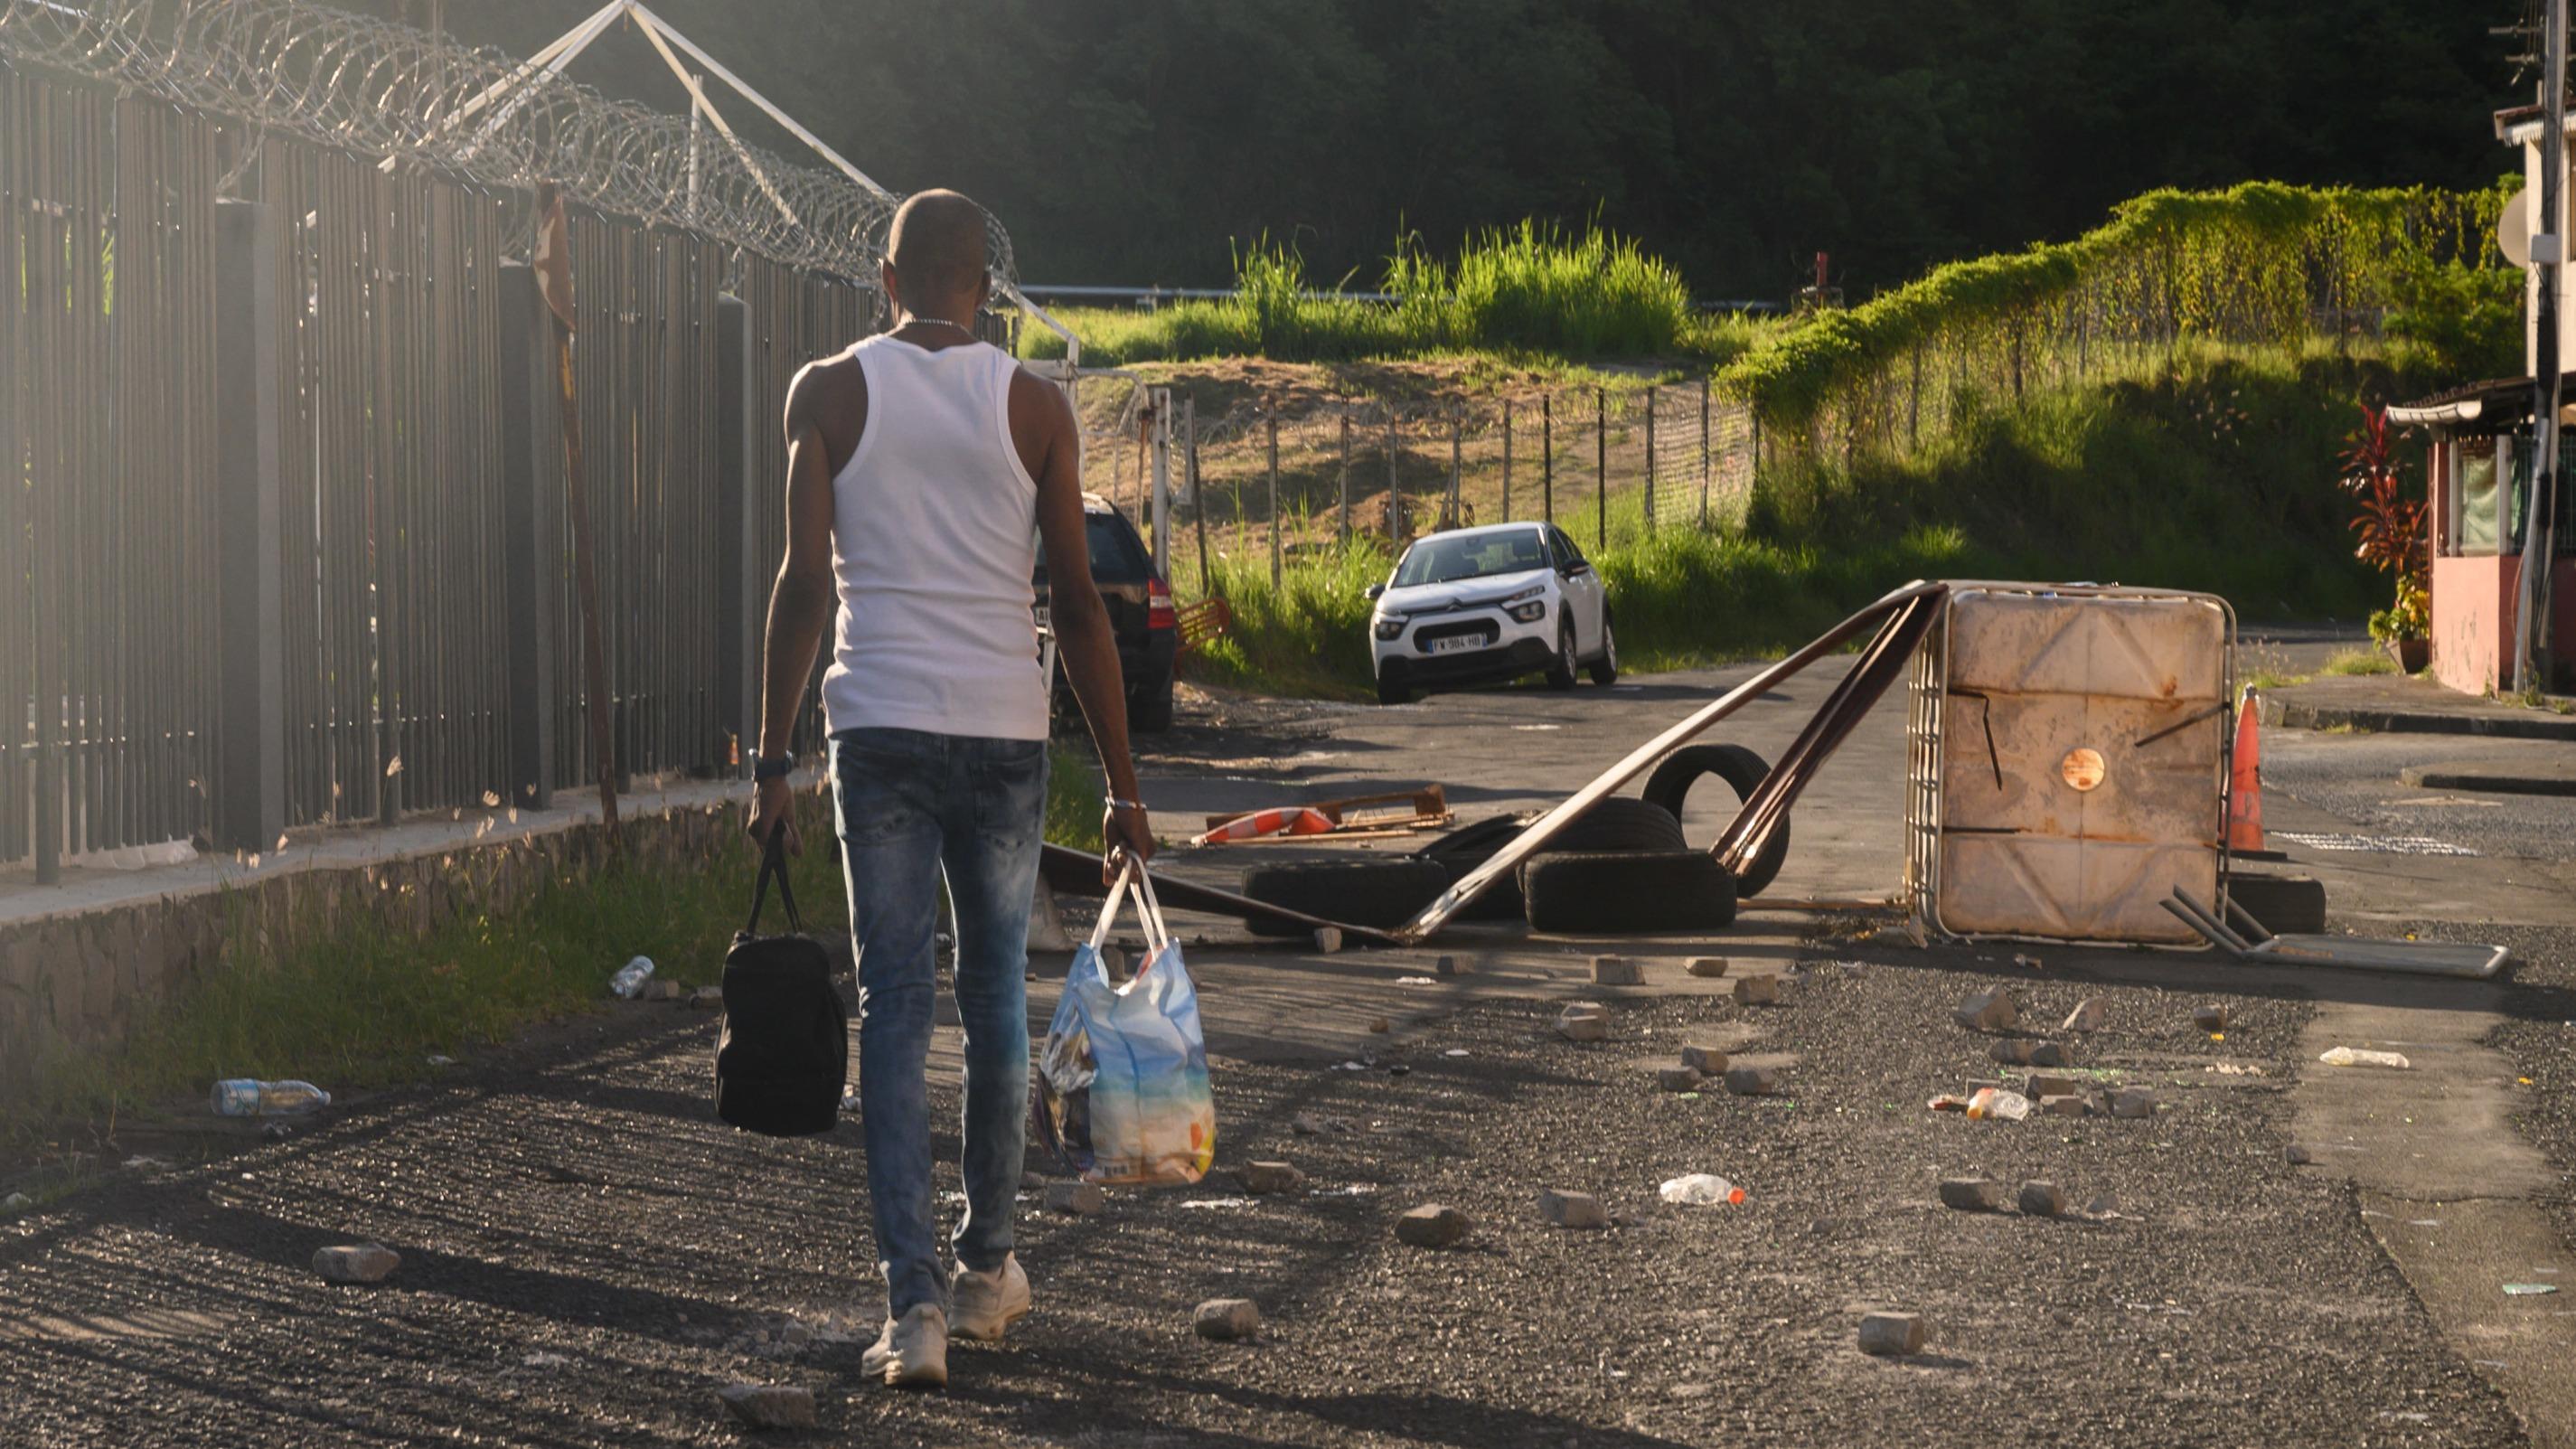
xmin=1639 ymin=743 xmax=1790 ymax=898
xmin=1414 ymin=800 xmax=1688 ymax=923
xmin=1241 ymin=857 xmax=1453 ymax=936
xmin=1520 ymin=850 xmax=1737 ymax=934
xmin=2226 ymin=871 xmax=2327 ymax=936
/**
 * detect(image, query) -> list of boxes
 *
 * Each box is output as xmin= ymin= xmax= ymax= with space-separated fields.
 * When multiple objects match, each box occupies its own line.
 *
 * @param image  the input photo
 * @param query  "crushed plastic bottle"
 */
xmin=2318 ymin=1047 xmax=2411 ymax=1069
xmin=1966 ymin=1087 xmax=2031 ymax=1121
xmin=609 ymin=955 xmax=655 ymax=999
xmin=1659 ymin=1173 xmax=1746 ymax=1206
xmin=210 ymin=1079 xmax=331 ymax=1116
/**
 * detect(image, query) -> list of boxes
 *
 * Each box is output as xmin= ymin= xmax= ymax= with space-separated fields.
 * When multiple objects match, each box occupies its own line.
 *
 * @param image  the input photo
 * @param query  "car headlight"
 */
xmin=1374 ymin=616 xmax=1406 ymax=641
xmin=1506 ymin=599 xmax=1547 ymax=623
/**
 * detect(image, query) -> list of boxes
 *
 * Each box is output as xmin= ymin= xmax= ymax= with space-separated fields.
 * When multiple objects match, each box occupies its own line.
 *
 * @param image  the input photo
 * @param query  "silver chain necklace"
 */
xmin=898 ymin=315 xmax=975 ymax=338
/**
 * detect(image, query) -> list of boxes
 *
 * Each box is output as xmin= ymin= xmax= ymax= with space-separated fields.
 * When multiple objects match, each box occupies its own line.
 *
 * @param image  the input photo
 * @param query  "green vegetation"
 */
xmin=1716 ymin=183 xmax=2506 ymax=434
xmin=1022 ymin=226 xmax=1753 ymax=368
xmin=1186 ymin=342 xmax=2432 ymax=697
xmin=1046 ymin=739 xmax=1106 ymax=853
xmin=2320 ymin=648 xmax=2398 ymax=677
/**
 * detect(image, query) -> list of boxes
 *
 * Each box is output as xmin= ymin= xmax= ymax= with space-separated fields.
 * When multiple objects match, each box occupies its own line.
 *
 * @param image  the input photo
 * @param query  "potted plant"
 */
xmin=2341 ymin=405 xmax=2429 ymax=673
xmin=2369 ymin=576 xmax=2430 ymax=673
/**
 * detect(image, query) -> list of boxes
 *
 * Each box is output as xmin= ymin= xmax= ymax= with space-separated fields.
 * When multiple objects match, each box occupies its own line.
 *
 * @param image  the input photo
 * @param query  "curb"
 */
xmin=2399 ymin=765 xmax=2576 ymax=798
xmin=2261 ymin=696 xmax=2576 ymax=743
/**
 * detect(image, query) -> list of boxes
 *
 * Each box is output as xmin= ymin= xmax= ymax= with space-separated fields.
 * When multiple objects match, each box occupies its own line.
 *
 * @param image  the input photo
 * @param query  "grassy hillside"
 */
xmin=1180 ymin=342 xmax=2436 ymax=699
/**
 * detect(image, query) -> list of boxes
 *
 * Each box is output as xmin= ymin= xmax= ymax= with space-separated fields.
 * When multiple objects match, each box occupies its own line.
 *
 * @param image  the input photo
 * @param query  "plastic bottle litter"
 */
xmin=1659 ymin=1173 xmax=1746 ymax=1206
xmin=2318 ymin=1047 xmax=2411 ymax=1069
xmin=211 ymin=1079 xmax=331 ymax=1116
xmin=609 ymin=955 xmax=656 ymax=999
xmin=1965 ymin=1087 xmax=2031 ymax=1121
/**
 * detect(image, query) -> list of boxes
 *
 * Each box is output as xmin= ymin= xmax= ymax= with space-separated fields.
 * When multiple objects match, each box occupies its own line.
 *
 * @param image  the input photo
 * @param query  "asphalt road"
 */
xmin=5 ymin=651 xmax=2575 ymax=1447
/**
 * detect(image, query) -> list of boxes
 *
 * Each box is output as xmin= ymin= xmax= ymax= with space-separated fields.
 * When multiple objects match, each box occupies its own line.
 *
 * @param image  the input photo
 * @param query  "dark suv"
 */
xmin=1033 ymin=495 xmax=1178 ymax=732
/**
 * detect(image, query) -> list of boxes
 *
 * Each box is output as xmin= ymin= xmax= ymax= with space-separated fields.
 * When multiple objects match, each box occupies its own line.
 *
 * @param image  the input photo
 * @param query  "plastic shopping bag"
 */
xmin=1031 ymin=865 xmax=1216 ymax=1186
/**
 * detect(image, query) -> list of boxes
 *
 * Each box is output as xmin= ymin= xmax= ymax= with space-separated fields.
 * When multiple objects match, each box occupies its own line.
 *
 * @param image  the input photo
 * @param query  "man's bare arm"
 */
xmin=745 ymin=363 xmax=844 ymax=852
xmin=1021 ymin=372 xmax=1152 ymax=875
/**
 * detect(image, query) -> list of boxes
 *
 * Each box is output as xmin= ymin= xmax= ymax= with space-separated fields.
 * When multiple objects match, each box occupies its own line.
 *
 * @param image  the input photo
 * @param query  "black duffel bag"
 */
xmin=714 ymin=832 xmax=848 ymax=1136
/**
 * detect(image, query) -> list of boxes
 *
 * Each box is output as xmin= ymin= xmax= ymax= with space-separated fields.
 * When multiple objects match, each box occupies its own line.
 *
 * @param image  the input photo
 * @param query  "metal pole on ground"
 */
xmin=1644 ymin=386 xmax=1658 ymax=534
xmin=1542 ymin=394 xmax=1554 ymax=525
xmin=1595 ymin=387 xmax=1607 ymax=551
xmin=1189 ymin=397 xmax=1211 ymax=597
xmin=1338 ymin=411 xmax=1351 ymax=542
xmin=2519 ymin=0 xmax=2568 ymax=694
xmin=1267 ymin=412 xmax=1283 ymax=591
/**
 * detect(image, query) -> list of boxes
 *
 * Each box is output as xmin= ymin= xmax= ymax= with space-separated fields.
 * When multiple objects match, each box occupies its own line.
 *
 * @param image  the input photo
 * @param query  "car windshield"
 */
xmin=1034 ymin=511 xmax=1150 ymax=588
xmin=1392 ymin=530 xmax=1547 ymax=588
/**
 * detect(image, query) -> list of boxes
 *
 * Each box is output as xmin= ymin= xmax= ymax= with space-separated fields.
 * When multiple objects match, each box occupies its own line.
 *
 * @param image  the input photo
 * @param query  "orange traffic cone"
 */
xmin=1191 ymin=805 xmax=1336 ymax=846
xmin=2226 ymin=687 xmax=2265 ymax=853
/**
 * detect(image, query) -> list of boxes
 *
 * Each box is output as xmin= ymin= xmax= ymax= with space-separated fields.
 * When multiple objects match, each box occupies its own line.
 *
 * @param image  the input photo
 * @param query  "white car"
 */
xmin=1367 ymin=522 xmax=1615 ymax=704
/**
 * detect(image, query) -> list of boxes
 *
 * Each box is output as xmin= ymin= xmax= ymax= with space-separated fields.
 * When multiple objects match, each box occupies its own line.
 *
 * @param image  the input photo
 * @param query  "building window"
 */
xmin=2450 ymin=436 xmax=2502 ymax=556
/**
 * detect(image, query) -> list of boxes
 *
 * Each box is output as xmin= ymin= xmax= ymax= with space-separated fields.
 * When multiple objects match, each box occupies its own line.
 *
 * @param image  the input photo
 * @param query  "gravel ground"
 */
xmin=2466 ymin=922 xmax=2576 ymax=1276
xmin=0 ymin=950 xmax=2527 ymax=1447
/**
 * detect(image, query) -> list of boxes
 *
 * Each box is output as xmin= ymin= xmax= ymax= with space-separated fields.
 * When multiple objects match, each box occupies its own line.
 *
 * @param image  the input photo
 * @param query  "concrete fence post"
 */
xmin=213 ymin=199 xmax=285 ymax=854
xmin=498 ymin=262 xmax=561 ymax=809
xmin=712 ymin=293 xmax=757 ymax=772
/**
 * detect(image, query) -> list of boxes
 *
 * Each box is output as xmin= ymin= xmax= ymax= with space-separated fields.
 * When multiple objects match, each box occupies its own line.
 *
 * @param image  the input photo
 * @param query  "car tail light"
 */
xmin=1147 ymin=576 xmax=1177 ymax=630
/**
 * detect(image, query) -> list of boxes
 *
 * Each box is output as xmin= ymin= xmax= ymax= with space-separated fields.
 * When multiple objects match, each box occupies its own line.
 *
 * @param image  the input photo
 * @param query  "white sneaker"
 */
xmin=860 ymin=1303 xmax=947 ymax=1388
xmin=948 ymin=1254 xmax=1032 ymax=1343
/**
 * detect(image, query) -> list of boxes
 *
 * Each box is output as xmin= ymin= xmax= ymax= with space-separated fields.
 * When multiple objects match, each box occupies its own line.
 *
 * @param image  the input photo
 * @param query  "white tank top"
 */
xmin=819 ymin=334 xmax=1048 ymax=741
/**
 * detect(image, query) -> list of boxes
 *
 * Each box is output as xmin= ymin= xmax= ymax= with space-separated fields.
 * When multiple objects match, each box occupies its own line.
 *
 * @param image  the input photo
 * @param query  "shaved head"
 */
xmin=886 ymin=189 xmax=991 ymax=308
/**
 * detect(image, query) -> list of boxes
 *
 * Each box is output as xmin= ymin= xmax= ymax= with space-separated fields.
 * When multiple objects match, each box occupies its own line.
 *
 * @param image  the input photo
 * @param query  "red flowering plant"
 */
xmin=2340 ymin=404 xmax=2429 ymax=644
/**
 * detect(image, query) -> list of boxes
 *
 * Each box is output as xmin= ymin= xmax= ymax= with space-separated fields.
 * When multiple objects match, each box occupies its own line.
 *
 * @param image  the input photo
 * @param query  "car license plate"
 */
xmin=1429 ymin=635 xmax=1481 ymax=654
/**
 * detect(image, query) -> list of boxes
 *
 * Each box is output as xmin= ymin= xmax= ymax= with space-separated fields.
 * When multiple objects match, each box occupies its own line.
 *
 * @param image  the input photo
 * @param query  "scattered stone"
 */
xmin=2037 ymin=1094 xmax=2092 ymax=1118
xmin=1313 ymin=927 xmax=1343 ymax=955
xmin=1680 ymin=1044 xmax=1729 ymax=1075
xmin=1724 ymin=1066 xmax=1782 ymax=1096
xmin=2084 ymin=1194 xmax=2117 ymax=1218
xmin=2286 ymin=1143 xmax=2315 ymax=1165
xmin=1657 ymin=1066 xmax=1705 ymax=1093
xmin=312 ymin=1244 xmax=401 ymax=1284
xmin=1367 ymin=1017 xmax=1391 ymax=1034
xmin=642 ymin=979 xmax=685 ymax=1002
xmin=2017 ymin=1181 xmax=2068 ymax=1218
xmin=718 ymin=1384 xmax=816 ymax=1430
xmin=2193 ymin=1004 xmax=2229 ymax=1033
xmin=1732 ymin=974 xmax=1781 ymax=1006
xmin=1291 ymin=1113 xmax=1351 ymax=1137
xmin=1396 ymin=1203 xmax=1471 ymax=1248
xmin=1686 ymin=956 xmax=1730 ymax=979
xmin=1858 ymin=1312 xmax=1927 ymax=1357
xmin=1937 ymin=1177 xmax=2007 ymax=1212
xmin=779 ymin=1324 xmax=813 ymax=1350
xmin=1536 ymin=1189 xmax=1610 ymax=1229
xmin=1194 ymin=1298 xmax=1262 ymax=1341
xmin=1555 ymin=1004 xmax=1609 ymax=1043
xmin=1021 ymin=1171 xmax=1046 ymax=1190
xmin=1045 ymin=1181 xmax=1106 ymax=1217
xmin=1988 ymin=1039 xmax=2068 ymax=1068
xmin=1434 ymin=955 xmax=1462 ymax=976
xmin=2110 ymin=1088 xmax=2158 ymax=1120
xmin=1243 ymin=1162 xmax=1306 ymax=1195
xmin=1592 ymin=955 xmax=1643 ymax=986
xmin=1955 ymin=988 xmax=2017 ymax=1033
xmin=2063 ymin=997 xmax=2109 ymax=1033
xmin=2012 ymin=953 xmax=2043 ymax=970
xmin=689 ymin=985 xmax=724 ymax=1010
xmin=2025 ymin=1072 xmax=2079 ymax=1099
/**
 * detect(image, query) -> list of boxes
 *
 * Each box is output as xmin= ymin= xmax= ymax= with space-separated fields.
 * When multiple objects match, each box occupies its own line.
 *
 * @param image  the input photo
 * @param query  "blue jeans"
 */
xmin=830 ymin=727 xmax=1048 ymax=1317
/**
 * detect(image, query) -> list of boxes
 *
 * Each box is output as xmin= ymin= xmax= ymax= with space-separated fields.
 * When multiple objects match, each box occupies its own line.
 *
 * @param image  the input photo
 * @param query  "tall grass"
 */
xmin=1022 ymin=223 xmax=1706 ymax=367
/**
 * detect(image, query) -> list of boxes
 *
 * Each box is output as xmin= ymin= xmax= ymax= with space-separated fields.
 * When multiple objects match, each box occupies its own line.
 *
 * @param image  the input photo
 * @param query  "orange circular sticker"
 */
xmin=2061 ymin=747 xmax=2106 ymax=792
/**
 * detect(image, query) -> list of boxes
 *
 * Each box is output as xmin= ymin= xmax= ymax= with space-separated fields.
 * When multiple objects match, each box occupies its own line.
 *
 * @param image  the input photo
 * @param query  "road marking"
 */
xmin=2274 ymin=831 xmax=2480 ymax=856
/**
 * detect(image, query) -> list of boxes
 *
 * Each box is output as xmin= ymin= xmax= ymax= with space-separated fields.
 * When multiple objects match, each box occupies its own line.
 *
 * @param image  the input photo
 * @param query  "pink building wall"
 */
xmin=2424 ymin=438 xmax=2576 ymax=696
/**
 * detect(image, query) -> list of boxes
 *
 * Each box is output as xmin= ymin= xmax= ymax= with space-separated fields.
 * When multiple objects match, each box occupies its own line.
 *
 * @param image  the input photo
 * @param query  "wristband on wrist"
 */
xmin=752 ymin=753 xmax=794 ymax=783
xmin=1105 ymin=797 xmax=1146 ymax=811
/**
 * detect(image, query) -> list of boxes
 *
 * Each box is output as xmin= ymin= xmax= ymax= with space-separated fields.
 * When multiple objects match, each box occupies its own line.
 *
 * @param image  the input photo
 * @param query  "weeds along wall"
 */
xmin=1720 ymin=182 xmax=2511 ymax=462
xmin=0 ymin=0 xmax=943 ymax=881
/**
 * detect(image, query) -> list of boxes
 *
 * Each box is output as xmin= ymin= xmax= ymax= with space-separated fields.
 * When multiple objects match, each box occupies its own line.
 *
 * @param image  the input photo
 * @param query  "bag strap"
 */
xmin=746 ymin=825 xmax=805 ymax=936
xmin=1086 ymin=861 xmax=1171 ymax=957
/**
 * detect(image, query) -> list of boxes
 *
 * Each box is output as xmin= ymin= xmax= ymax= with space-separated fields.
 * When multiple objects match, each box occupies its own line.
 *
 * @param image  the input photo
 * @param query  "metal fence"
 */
xmin=1093 ymin=382 xmax=1759 ymax=595
xmin=0 ymin=0 xmax=982 ymax=880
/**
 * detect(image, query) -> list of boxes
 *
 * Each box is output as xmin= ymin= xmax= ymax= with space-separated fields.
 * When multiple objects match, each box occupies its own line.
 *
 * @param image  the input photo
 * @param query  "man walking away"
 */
xmin=745 ymin=190 xmax=1152 ymax=1389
